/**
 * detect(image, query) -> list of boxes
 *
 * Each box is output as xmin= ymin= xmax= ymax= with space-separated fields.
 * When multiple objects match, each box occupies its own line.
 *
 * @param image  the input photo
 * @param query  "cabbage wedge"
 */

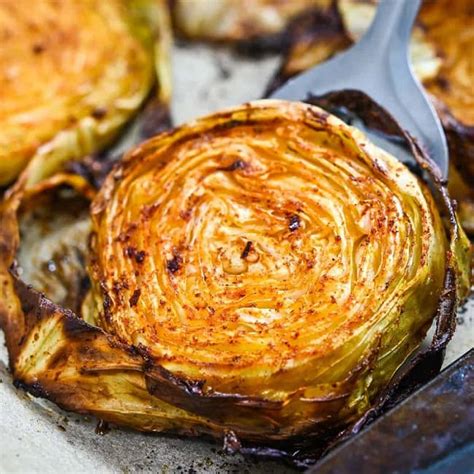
xmin=0 ymin=100 xmax=470 ymax=467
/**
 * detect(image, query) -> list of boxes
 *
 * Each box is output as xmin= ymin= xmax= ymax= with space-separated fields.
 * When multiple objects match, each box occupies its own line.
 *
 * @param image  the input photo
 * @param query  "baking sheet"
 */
xmin=1 ymin=42 xmax=472 ymax=474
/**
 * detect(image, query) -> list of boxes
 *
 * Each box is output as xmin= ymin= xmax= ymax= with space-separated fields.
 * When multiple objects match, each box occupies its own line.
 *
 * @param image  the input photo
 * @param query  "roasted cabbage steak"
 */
xmin=0 ymin=0 xmax=171 ymax=186
xmin=0 ymin=100 xmax=470 ymax=465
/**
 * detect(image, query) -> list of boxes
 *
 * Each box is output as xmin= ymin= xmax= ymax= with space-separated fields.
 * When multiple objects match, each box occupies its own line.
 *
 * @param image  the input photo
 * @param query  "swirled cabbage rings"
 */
xmin=0 ymin=99 xmax=470 ymax=465
xmin=0 ymin=0 xmax=171 ymax=187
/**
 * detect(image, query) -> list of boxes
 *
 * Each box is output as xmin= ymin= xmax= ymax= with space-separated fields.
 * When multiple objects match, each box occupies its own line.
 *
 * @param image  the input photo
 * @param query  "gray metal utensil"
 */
xmin=271 ymin=0 xmax=449 ymax=179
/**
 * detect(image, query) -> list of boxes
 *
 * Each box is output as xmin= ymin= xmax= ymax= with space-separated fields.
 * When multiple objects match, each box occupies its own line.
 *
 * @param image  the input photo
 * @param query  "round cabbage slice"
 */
xmin=0 ymin=0 xmax=171 ymax=186
xmin=0 ymin=100 xmax=470 ymax=465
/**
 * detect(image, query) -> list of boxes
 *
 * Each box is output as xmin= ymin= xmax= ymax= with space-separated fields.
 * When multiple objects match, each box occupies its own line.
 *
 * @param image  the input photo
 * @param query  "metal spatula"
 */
xmin=271 ymin=0 xmax=449 ymax=179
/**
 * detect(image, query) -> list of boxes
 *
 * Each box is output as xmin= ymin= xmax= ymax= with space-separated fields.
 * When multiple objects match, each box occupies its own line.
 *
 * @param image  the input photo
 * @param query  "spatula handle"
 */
xmin=360 ymin=0 xmax=421 ymax=51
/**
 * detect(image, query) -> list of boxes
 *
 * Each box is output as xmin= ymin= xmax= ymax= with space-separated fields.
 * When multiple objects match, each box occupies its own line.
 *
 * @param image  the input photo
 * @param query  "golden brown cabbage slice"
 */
xmin=0 ymin=0 xmax=171 ymax=186
xmin=0 ymin=100 xmax=470 ymax=466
